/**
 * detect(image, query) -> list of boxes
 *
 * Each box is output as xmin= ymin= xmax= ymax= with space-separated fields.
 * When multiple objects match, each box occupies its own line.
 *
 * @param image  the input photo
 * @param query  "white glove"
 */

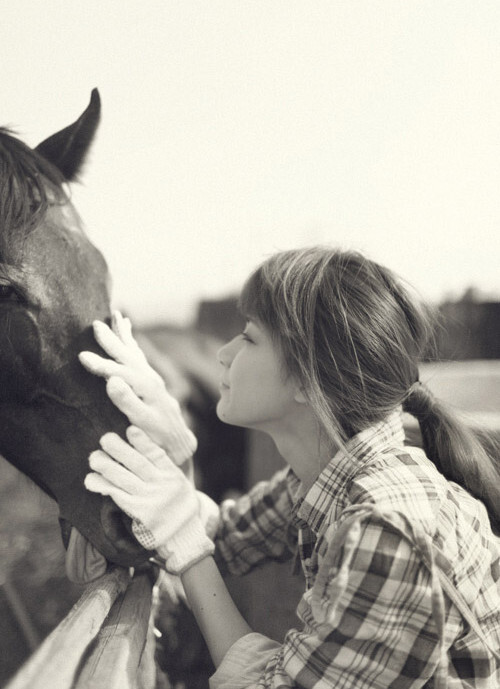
xmin=65 ymin=488 xmax=219 ymax=583
xmin=85 ymin=426 xmax=215 ymax=575
xmin=79 ymin=311 xmax=197 ymax=466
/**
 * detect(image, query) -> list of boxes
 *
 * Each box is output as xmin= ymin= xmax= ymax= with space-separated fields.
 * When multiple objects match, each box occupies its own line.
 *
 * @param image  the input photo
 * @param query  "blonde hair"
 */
xmin=240 ymin=246 xmax=500 ymax=531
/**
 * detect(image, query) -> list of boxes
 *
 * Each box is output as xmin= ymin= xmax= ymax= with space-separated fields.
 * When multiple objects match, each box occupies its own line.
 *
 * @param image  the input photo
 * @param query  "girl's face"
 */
xmin=216 ymin=319 xmax=301 ymax=432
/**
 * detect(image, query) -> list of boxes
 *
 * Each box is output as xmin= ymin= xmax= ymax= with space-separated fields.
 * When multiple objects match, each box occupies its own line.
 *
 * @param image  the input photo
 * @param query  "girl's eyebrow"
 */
xmin=241 ymin=314 xmax=265 ymax=333
xmin=245 ymin=317 xmax=262 ymax=330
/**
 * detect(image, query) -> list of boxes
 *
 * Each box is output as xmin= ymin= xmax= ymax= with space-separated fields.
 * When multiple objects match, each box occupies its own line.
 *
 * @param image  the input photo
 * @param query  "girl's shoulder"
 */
xmin=342 ymin=445 xmax=498 ymax=570
xmin=344 ymin=445 xmax=451 ymax=537
xmin=330 ymin=446 xmax=500 ymax=620
xmin=350 ymin=444 xmax=443 ymax=502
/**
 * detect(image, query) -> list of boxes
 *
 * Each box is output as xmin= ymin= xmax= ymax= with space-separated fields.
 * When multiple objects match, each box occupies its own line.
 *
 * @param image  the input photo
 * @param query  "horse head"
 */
xmin=0 ymin=90 xmax=150 ymax=567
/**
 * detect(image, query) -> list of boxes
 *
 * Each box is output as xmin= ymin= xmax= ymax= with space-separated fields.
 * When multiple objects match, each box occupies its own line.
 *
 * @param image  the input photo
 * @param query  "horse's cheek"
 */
xmin=0 ymin=309 xmax=41 ymax=402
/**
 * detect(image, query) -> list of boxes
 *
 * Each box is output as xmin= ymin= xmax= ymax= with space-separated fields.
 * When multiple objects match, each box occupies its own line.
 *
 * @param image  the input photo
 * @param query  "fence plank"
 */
xmin=73 ymin=572 xmax=154 ymax=689
xmin=6 ymin=568 xmax=132 ymax=689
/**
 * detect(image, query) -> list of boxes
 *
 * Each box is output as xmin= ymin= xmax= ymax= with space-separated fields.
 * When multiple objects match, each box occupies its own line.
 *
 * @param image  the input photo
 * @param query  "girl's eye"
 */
xmin=241 ymin=331 xmax=253 ymax=343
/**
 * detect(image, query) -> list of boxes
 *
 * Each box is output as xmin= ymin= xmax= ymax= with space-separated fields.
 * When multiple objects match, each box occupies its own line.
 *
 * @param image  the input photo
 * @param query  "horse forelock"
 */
xmin=0 ymin=129 xmax=69 ymax=255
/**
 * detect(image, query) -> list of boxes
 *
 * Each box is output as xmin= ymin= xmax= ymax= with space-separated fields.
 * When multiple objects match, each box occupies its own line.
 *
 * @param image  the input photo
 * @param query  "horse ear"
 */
xmin=35 ymin=88 xmax=101 ymax=181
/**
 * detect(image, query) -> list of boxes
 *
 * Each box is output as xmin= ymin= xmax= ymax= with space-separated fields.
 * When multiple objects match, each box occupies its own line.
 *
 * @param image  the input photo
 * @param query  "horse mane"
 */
xmin=0 ymin=128 xmax=69 ymax=250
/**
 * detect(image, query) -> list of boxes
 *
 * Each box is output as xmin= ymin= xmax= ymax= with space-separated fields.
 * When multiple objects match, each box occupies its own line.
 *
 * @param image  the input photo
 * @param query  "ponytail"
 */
xmin=403 ymin=382 xmax=500 ymax=532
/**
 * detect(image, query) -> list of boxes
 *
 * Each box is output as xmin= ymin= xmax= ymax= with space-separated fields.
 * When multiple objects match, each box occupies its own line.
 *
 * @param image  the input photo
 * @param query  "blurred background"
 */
xmin=2 ymin=1 xmax=500 ymax=325
xmin=1 ymin=2 xmax=500 ymax=688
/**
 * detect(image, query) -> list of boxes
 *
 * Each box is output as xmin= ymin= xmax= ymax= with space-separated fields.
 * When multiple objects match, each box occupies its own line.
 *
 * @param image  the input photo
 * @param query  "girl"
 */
xmin=80 ymin=247 xmax=500 ymax=688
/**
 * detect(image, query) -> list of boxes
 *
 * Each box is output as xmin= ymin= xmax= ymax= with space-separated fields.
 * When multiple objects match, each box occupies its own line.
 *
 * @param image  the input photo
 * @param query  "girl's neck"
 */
xmin=266 ymin=417 xmax=338 ymax=492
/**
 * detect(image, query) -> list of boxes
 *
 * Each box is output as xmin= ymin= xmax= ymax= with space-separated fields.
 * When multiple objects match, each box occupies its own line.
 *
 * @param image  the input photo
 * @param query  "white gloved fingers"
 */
xmin=112 ymin=311 xmax=140 ymax=349
xmin=85 ymin=469 xmax=117 ymax=496
xmin=93 ymin=320 xmax=131 ymax=364
xmin=126 ymin=425 xmax=173 ymax=467
xmin=79 ymin=351 xmax=124 ymax=379
xmin=98 ymin=433 xmax=160 ymax=483
xmin=89 ymin=449 xmax=143 ymax=492
xmin=84 ymin=471 xmax=137 ymax=518
xmin=182 ymin=456 xmax=195 ymax=483
xmin=126 ymin=426 xmax=182 ymax=476
xmin=106 ymin=376 xmax=151 ymax=422
xmin=107 ymin=379 xmax=181 ymax=450
xmin=81 ymin=314 xmax=197 ymax=469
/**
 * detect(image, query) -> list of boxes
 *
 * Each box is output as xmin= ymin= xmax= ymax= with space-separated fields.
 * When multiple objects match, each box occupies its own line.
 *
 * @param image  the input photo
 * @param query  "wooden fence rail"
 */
xmin=5 ymin=568 xmax=156 ymax=689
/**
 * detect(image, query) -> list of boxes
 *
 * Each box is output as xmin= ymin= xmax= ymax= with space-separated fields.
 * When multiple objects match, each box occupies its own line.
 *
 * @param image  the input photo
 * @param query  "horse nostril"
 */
xmin=99 ymin=497 xmax=151 ymax=560
xmin=100 ymin=498 xmax=134 ymax=544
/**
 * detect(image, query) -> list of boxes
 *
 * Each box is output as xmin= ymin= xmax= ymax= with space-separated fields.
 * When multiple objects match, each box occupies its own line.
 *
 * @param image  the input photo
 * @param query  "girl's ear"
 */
xmin=294 ymin=386 xmax=308 ymax=404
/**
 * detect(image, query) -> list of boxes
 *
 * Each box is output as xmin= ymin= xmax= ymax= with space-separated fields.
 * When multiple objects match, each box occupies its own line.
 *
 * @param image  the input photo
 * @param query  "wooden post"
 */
xmin=5 ymin=567 xmax=154 ymax=689
xmin=73 ymin=572 xmax=154 ymax=689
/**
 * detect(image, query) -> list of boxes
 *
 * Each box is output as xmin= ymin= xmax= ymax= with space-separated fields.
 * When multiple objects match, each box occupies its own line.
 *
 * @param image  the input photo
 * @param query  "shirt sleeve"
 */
xmin=211 ymin=511 xmax=446 ymax=689
xmin=208 ymin=634 xmax=282 ymax=689
xmin=214 ymin=467 xmax=298 ymax=576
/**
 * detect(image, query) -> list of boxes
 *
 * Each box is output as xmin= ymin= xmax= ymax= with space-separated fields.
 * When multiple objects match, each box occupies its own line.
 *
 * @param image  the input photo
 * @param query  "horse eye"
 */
xmin=0 ymin=283 xmax=18 ymax=301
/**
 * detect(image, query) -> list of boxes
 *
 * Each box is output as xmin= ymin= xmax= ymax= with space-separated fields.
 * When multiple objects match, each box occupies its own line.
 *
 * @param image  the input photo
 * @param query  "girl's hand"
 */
xmin=79 ymin=311 xmax=197 ymax=466
xmin=85 ymin=426 xmax=215 ymax=574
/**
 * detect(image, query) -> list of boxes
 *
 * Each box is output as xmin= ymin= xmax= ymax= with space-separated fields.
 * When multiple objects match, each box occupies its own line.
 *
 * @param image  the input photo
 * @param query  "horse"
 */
xmin=0 ymin=91 xmax=247 ymax=577
xmin=0 ymin=90 xmax=155 ymax=568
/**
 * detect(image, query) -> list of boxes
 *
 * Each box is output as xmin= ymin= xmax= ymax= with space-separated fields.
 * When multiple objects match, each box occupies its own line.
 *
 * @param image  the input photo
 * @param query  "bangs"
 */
xmin=238 ymin=260 xmax=300 ymax=373
xmin=238 ymin=267 xmax=275 ymax=329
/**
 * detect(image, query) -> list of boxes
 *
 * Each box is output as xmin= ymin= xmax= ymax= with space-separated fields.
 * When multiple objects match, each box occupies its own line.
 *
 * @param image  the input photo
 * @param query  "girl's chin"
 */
xmin=215 ymin=402 xmax=242 ymax=427
xmin=215 ymin=399 xmax=228 ymax=421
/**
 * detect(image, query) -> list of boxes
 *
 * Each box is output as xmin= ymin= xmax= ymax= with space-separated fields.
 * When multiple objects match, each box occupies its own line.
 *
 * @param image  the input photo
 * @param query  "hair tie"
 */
xmin=403 ymin=379 xmax=434 ymax=419
xmin=407 ymin=379 xmax=422 ymax=397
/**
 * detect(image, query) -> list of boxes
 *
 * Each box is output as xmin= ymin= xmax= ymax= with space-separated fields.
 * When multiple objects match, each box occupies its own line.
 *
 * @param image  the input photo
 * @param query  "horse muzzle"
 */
xmin=99 ymin=497 xmax=153 ymax=566
xmin=58 ymin=493 xmax=151 ymax=569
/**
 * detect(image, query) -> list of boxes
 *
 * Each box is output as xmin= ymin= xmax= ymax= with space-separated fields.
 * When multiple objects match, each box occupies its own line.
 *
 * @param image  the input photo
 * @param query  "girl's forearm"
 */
xmin=180 ymin=555 xmax=252 ymax=666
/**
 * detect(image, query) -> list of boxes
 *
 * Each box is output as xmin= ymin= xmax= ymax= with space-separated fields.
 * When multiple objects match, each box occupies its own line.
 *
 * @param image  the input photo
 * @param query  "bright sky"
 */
xmin=2 ymin=1 xmax=500 ymax=325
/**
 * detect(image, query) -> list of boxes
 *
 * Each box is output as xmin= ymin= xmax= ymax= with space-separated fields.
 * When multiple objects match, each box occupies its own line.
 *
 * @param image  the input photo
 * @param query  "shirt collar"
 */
xmin=291 ymin=410 xmax=406 ymax=535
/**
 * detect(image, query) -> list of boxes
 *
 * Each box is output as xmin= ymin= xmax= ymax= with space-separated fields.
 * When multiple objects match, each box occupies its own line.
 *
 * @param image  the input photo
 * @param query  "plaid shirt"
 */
xmin=211 ymin=412 xmax=500 ymax=689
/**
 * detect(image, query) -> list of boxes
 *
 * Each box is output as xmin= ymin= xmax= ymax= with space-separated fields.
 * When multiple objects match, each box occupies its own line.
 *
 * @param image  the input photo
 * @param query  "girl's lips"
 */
xmin=219 ymin=381 xmax=230 ymax=390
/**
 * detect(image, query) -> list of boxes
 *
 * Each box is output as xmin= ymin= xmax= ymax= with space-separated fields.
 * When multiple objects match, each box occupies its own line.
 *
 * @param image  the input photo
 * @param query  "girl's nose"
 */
xmin=217 ymin=337 xmax=238 ymax=367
